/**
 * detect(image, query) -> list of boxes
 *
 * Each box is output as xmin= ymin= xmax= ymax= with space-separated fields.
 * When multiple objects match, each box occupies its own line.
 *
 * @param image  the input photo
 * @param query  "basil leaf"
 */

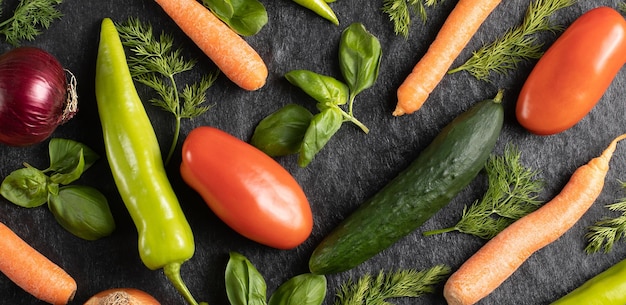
xmin=203 ymin=0 xmax=268 ymax=36
xmin=339 ymin=23 xmax=382 ymax=100
xmin=285 ymin=70 xmax=349 ymax=106
xmin=47 ymin=138 xmax=99 ymax=178
xmin=48 ymin=138 xmax=99 ymax=172
xmin=204 ymin=0 xmax=234 ymax=19
xmin=47 ymin=182 xmax=59 ymax=196
xmin=48 ymin=185 xmax=115 ymax=240
xmin=0 ymin=167 xmax=49 ymax=208
xmin=268 ymin=273 xmax=327 ymax=305
xmin=225 ymin=252 xmax=268 ymax=305
xmin=49 ymin=148 xmax=85 ymax=185
xmin=251 ymin=104 xmax=313 ymax=157
xmin=298 ymin=107 xmax=343 ymax=167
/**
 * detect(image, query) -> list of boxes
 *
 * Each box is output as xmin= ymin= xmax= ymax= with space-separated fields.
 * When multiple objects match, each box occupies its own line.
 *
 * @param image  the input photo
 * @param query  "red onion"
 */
xmin=0 ymin=47 xmax=78 ymax=146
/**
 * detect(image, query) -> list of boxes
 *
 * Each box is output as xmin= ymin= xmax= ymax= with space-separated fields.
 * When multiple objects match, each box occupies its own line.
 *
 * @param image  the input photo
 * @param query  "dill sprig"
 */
xmin=116 ymin=18 xmax=219 ymax=165
xmin=585 ymin=182 xmax=626 ymax=254
xmin=0 ymin=0 xmax=63 ymax=46
xmin=382 ymin=0 xmax=442 ymax=38
xmin=448 ymin=0 xmax=576 ymax=81
xmin=620 ymin=2 xmax=626 ymax=14
xmin=423 ymin=145 xmax=544 ymax=239
xmin=334 ymin=265 xmax=451 ymax=305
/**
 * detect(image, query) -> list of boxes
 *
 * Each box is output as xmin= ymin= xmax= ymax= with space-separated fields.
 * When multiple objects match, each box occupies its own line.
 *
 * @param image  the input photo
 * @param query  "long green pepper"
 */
xmin=293 ymin=0 xmax=339 ymax=25
xmin=550 ymin=258 xmax=626 ymax=304
xmin=95 ymin=18 xmax=206 ymax=305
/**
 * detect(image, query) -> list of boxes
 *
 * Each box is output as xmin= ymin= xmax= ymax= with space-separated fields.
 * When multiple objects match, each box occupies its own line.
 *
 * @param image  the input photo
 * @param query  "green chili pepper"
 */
xmin=95 ymin=18 xmax=205 ymax=305
xmin=550 ymin=258 xmax=626 ymax=304
xmin=292 ymin=0 xmax=339 ymax=25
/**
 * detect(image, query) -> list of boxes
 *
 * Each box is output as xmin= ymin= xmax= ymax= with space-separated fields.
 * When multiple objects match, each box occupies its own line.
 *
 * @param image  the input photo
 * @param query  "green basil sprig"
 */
xmin=1 ymin=166 xmax=50 ymax=208
xmin=46 ymin=136 xmax=100 ymax=184
xmin=226 ymin=252 xmax=268 ymax=305
xmin=225 ymin=252 xmax=327 ymax=305
xmin=339 ymin=22 xmax=382 ymax=105
xmin=202 ymin=0 xmax=268 ymax=36
xmin=268 ymin=273 xmax=327 ymax=305
xmin=250 ymin=104 xmax=313 ymax=157
xmin=0 ymin=138 xmax=115 ymax=240
xmin=251 ymin=22 xmax=381 ymax=167
xmin=48 ymin=185 xmax=115 ymax=240
xmin=285 ymin=71 xmax=349 ymax=106
xmin=298 ymin=104 xmax=343 ymax=167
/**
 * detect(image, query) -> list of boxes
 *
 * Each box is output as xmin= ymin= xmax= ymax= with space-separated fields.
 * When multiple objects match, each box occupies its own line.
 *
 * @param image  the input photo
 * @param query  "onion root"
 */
xmin=84 ymin=288 xmax=160 ymax=305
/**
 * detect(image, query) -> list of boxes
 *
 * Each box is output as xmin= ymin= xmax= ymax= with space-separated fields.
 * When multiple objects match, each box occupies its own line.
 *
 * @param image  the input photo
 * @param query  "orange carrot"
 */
xmin=443 ymin=133 xmax=626 ymax=305
xmin=0 ymin=221 xmax=77 ymax=304
xmin=394 ymin=0 xmax=502 ymax=116
xmin=153 ymin=0 xmax=268 ymax=91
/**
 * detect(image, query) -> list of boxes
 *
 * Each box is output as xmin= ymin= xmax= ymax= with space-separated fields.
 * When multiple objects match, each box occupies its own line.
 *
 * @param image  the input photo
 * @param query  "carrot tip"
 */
xmin=443 ymin=290 xmax=466 ymax=305
xmin=246 ymin=79 xmax=267 ymax=91
xmin=392 ymin=107 xmax=406 ymax=116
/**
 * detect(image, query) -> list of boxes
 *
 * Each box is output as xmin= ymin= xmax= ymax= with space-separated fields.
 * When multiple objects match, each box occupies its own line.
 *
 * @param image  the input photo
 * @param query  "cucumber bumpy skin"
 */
xmin=309 ymin=91 xmax=505 ymax=275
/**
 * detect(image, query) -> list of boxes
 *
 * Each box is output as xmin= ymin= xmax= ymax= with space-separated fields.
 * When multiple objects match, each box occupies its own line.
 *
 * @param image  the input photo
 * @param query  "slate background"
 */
xmin=1 ymin=0 xmax=625 ymax=304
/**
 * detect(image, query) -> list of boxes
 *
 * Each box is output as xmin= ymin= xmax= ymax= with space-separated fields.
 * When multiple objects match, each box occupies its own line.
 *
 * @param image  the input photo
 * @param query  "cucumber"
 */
xmin=309 ymin=91 xmax=505 ymax=275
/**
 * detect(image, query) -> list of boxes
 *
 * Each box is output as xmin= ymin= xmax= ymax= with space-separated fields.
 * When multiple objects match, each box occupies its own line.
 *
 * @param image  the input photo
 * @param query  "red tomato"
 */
xmin=180 ymin=126 xmax=313 ymax=249
xmin=516 ymin=6 xmax=626 ymax=135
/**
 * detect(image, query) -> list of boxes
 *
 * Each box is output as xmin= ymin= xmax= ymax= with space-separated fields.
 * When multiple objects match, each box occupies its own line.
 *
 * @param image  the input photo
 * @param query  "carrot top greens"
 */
xmin=334 ymin=265 xmax=450 ymax=305
xmin=423 ymin=144 xmax=544 ymax=239
xmin=0 ymin=0 xmax=63 ymax=46
xmin=381 ymin=0 xmax=443 ymax=37
xmin=585 ymin=181 xmax=626 ymax=254
xmin=448 ymin=0 xmax=576 ymax=81
xmin=116 ymin=18 xmax=219 ymax=165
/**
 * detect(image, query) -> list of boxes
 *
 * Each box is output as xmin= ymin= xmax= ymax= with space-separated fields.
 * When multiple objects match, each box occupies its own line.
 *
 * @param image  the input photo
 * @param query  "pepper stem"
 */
xmin=164 ymin=263 xmax=207 ymax=305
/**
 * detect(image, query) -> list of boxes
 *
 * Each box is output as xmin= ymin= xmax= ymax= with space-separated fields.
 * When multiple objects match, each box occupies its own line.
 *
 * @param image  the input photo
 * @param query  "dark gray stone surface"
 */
xmin=1 ymin=0 xmax=625 ymax=304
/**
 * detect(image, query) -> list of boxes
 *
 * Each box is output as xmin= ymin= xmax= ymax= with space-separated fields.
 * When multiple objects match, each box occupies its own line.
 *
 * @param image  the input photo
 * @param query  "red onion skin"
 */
xmin=0 ymin=47 xmax=71 ymax=146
